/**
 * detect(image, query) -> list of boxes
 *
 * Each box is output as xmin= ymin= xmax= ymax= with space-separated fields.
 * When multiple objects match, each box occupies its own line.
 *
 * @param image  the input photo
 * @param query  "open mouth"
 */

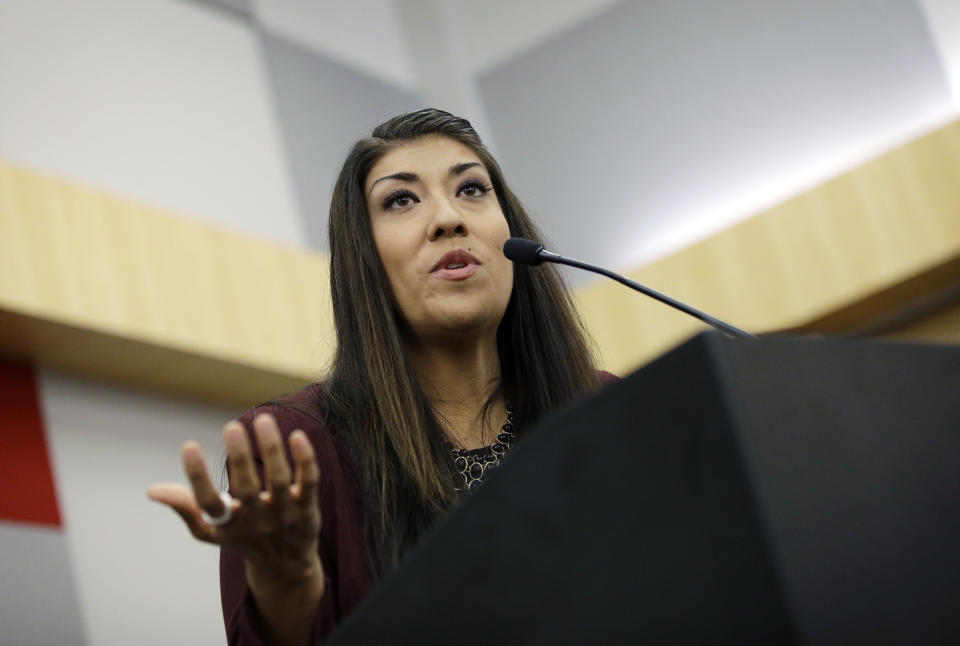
xmin=431 ymin=249 xmax=481 ymax=273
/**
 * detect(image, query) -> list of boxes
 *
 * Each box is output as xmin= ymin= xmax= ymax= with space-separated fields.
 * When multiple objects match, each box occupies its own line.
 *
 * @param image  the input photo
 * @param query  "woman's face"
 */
xmin=365 ymin=135 xmax=514 ymax=343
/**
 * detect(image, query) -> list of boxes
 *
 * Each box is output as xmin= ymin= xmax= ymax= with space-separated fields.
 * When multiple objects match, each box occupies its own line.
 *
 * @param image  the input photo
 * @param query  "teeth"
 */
xmin=445 ymin=262 xmax=466 ymax=269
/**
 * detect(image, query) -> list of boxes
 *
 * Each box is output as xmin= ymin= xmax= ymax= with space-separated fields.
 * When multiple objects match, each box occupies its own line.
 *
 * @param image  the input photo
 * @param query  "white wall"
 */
xmin=0 ymin=521 xmax=88 ymax=645
xmin=40 ymin=370 xmax=235 ymax=646
xmin=0 ymin=0 xmax=305 ymax=249
xmin=920 ymin=0 xmax=960 ymax=110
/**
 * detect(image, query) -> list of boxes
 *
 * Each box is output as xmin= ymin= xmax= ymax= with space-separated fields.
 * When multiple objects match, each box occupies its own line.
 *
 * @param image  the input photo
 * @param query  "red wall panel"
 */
xmin=0 ymin=361 xmax=62 ymax=527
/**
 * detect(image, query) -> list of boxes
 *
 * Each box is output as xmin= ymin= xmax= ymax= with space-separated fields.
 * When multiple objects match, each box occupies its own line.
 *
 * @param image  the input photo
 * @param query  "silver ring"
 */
xmin=201 ymin=492 xmax=235 ymax=526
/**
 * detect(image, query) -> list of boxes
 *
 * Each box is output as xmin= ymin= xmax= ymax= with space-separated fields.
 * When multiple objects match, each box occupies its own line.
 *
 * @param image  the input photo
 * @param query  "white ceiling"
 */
xmin=251 ymin=0 xmax=421 ymax=90
xmin=249 ymin=0 xmax=628 ymax=89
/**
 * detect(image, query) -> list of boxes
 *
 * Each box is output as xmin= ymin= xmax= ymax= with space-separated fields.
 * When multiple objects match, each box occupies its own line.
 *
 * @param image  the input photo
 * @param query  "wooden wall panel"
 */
xmin=0 ymin=163 xmax=333 ymax=406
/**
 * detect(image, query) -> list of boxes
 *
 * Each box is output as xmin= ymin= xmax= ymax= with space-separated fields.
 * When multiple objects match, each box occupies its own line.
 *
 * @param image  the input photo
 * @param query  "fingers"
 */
xmin=151 ymin=418 xmax=321 ymax=553
xmin=290 ymin=430 xmax=320 ymax=506
xmin=182 ymin=441 xmax=231 ymax=519
xmin=254 ymin=414 xmax=292 ymax=501
xmin=224 ymin=421 xmax=262 ymax=503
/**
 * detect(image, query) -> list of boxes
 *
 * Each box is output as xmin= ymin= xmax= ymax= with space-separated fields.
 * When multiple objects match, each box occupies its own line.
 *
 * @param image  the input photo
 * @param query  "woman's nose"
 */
xmin=429 ymin=200 xmax=468 ymax=240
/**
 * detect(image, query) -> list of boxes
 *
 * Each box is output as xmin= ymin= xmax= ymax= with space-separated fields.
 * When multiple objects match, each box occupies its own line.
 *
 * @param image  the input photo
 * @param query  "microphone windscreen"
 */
xmin=503 ymin=237 xmax=545 ymax=265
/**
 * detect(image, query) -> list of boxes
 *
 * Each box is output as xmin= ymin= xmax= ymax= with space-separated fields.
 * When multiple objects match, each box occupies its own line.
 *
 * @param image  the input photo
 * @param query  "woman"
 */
xmin=148 ymin=109 xmax=604 ymax=645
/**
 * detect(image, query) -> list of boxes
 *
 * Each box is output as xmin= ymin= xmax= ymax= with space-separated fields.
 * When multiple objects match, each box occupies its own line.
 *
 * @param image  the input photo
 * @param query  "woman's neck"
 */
xmin=407 ymin=332 xmax=504 ymax=449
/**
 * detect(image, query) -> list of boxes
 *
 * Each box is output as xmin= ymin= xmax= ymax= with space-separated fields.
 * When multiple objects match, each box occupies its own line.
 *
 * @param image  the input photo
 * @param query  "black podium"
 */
xmin=328 ymin=333 xmax=960 ymax=645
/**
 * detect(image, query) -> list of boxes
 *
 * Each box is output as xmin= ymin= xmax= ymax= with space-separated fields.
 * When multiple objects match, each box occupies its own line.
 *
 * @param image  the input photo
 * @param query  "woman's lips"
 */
xmin=433 ymin=263 xmax=479 ymax=281
xmin=431 ymin=249 xmax=481 ymax=280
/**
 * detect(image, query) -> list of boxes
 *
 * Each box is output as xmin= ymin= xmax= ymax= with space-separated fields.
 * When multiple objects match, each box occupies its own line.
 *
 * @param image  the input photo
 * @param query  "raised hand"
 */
xmin=148 ymin=413 xmax=324 ymax=646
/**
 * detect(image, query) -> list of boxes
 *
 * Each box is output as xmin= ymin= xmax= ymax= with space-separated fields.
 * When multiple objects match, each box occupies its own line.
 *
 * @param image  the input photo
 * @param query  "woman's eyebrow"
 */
xmin=450 ymin=162 xmax=481 ymax=175
xmin=368 ymin=171 xmax=418 ymax=197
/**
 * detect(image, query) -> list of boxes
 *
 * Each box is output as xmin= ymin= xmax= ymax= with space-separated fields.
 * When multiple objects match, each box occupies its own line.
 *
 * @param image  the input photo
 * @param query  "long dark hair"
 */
xmin=324 ymin=108 xmax=599 ymax=572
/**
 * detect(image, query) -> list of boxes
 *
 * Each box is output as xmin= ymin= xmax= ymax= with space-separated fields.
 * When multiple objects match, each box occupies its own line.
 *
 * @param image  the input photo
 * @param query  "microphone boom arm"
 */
xmin=542 ymin=250 xmax=757 ymax=340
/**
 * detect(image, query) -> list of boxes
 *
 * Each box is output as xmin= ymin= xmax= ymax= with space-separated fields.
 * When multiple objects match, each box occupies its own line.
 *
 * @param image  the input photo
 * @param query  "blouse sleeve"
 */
xmin=218 ymin=396 xmax=366 ymax=644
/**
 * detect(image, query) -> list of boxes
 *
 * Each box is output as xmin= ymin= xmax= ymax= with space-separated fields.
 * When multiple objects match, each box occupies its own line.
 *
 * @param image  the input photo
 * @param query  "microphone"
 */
xmin=503 ymin=237 xmax=757 ymax=339
xmin=502 ymin=237 xmax=554 ymax=265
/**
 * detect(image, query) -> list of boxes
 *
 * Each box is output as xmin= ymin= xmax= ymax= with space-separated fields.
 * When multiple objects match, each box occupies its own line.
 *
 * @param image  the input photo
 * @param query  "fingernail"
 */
xmin=254 ymin=412 xmax=275 ymax=426
xmin=223 ymin=420 xmax=243 ymax=436
xmin=224 ymin=426 xmax=244 ymax=450
xmin=181 ymin=441 xmax=202 ymax=461
xmin=291 ymin=430 xmax=311 ymax=448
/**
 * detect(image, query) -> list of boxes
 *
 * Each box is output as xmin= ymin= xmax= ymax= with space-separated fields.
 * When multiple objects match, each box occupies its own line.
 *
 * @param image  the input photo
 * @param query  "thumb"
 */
xmin=147 ymin=484 xmax=217 ymax=543
xmin=147 ymin=482 xmax=195 ymax=512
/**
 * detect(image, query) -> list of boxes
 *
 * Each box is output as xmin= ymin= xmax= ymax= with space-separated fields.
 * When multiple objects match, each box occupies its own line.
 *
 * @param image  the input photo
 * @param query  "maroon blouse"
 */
xmin=220 ymin=374 xmax=618 ymax=643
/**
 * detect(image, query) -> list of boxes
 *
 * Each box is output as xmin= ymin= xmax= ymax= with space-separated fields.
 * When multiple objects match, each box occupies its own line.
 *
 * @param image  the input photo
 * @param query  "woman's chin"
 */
xmin=415 ymin=307 xmax=502 ymax=341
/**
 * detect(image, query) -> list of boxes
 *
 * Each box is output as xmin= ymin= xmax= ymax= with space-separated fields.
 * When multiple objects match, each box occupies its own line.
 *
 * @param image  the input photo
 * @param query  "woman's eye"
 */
xmin=458 ymin=180 xmax=492 ymax=199
xmin=383 ymin=190 xmax=418 ymax=210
